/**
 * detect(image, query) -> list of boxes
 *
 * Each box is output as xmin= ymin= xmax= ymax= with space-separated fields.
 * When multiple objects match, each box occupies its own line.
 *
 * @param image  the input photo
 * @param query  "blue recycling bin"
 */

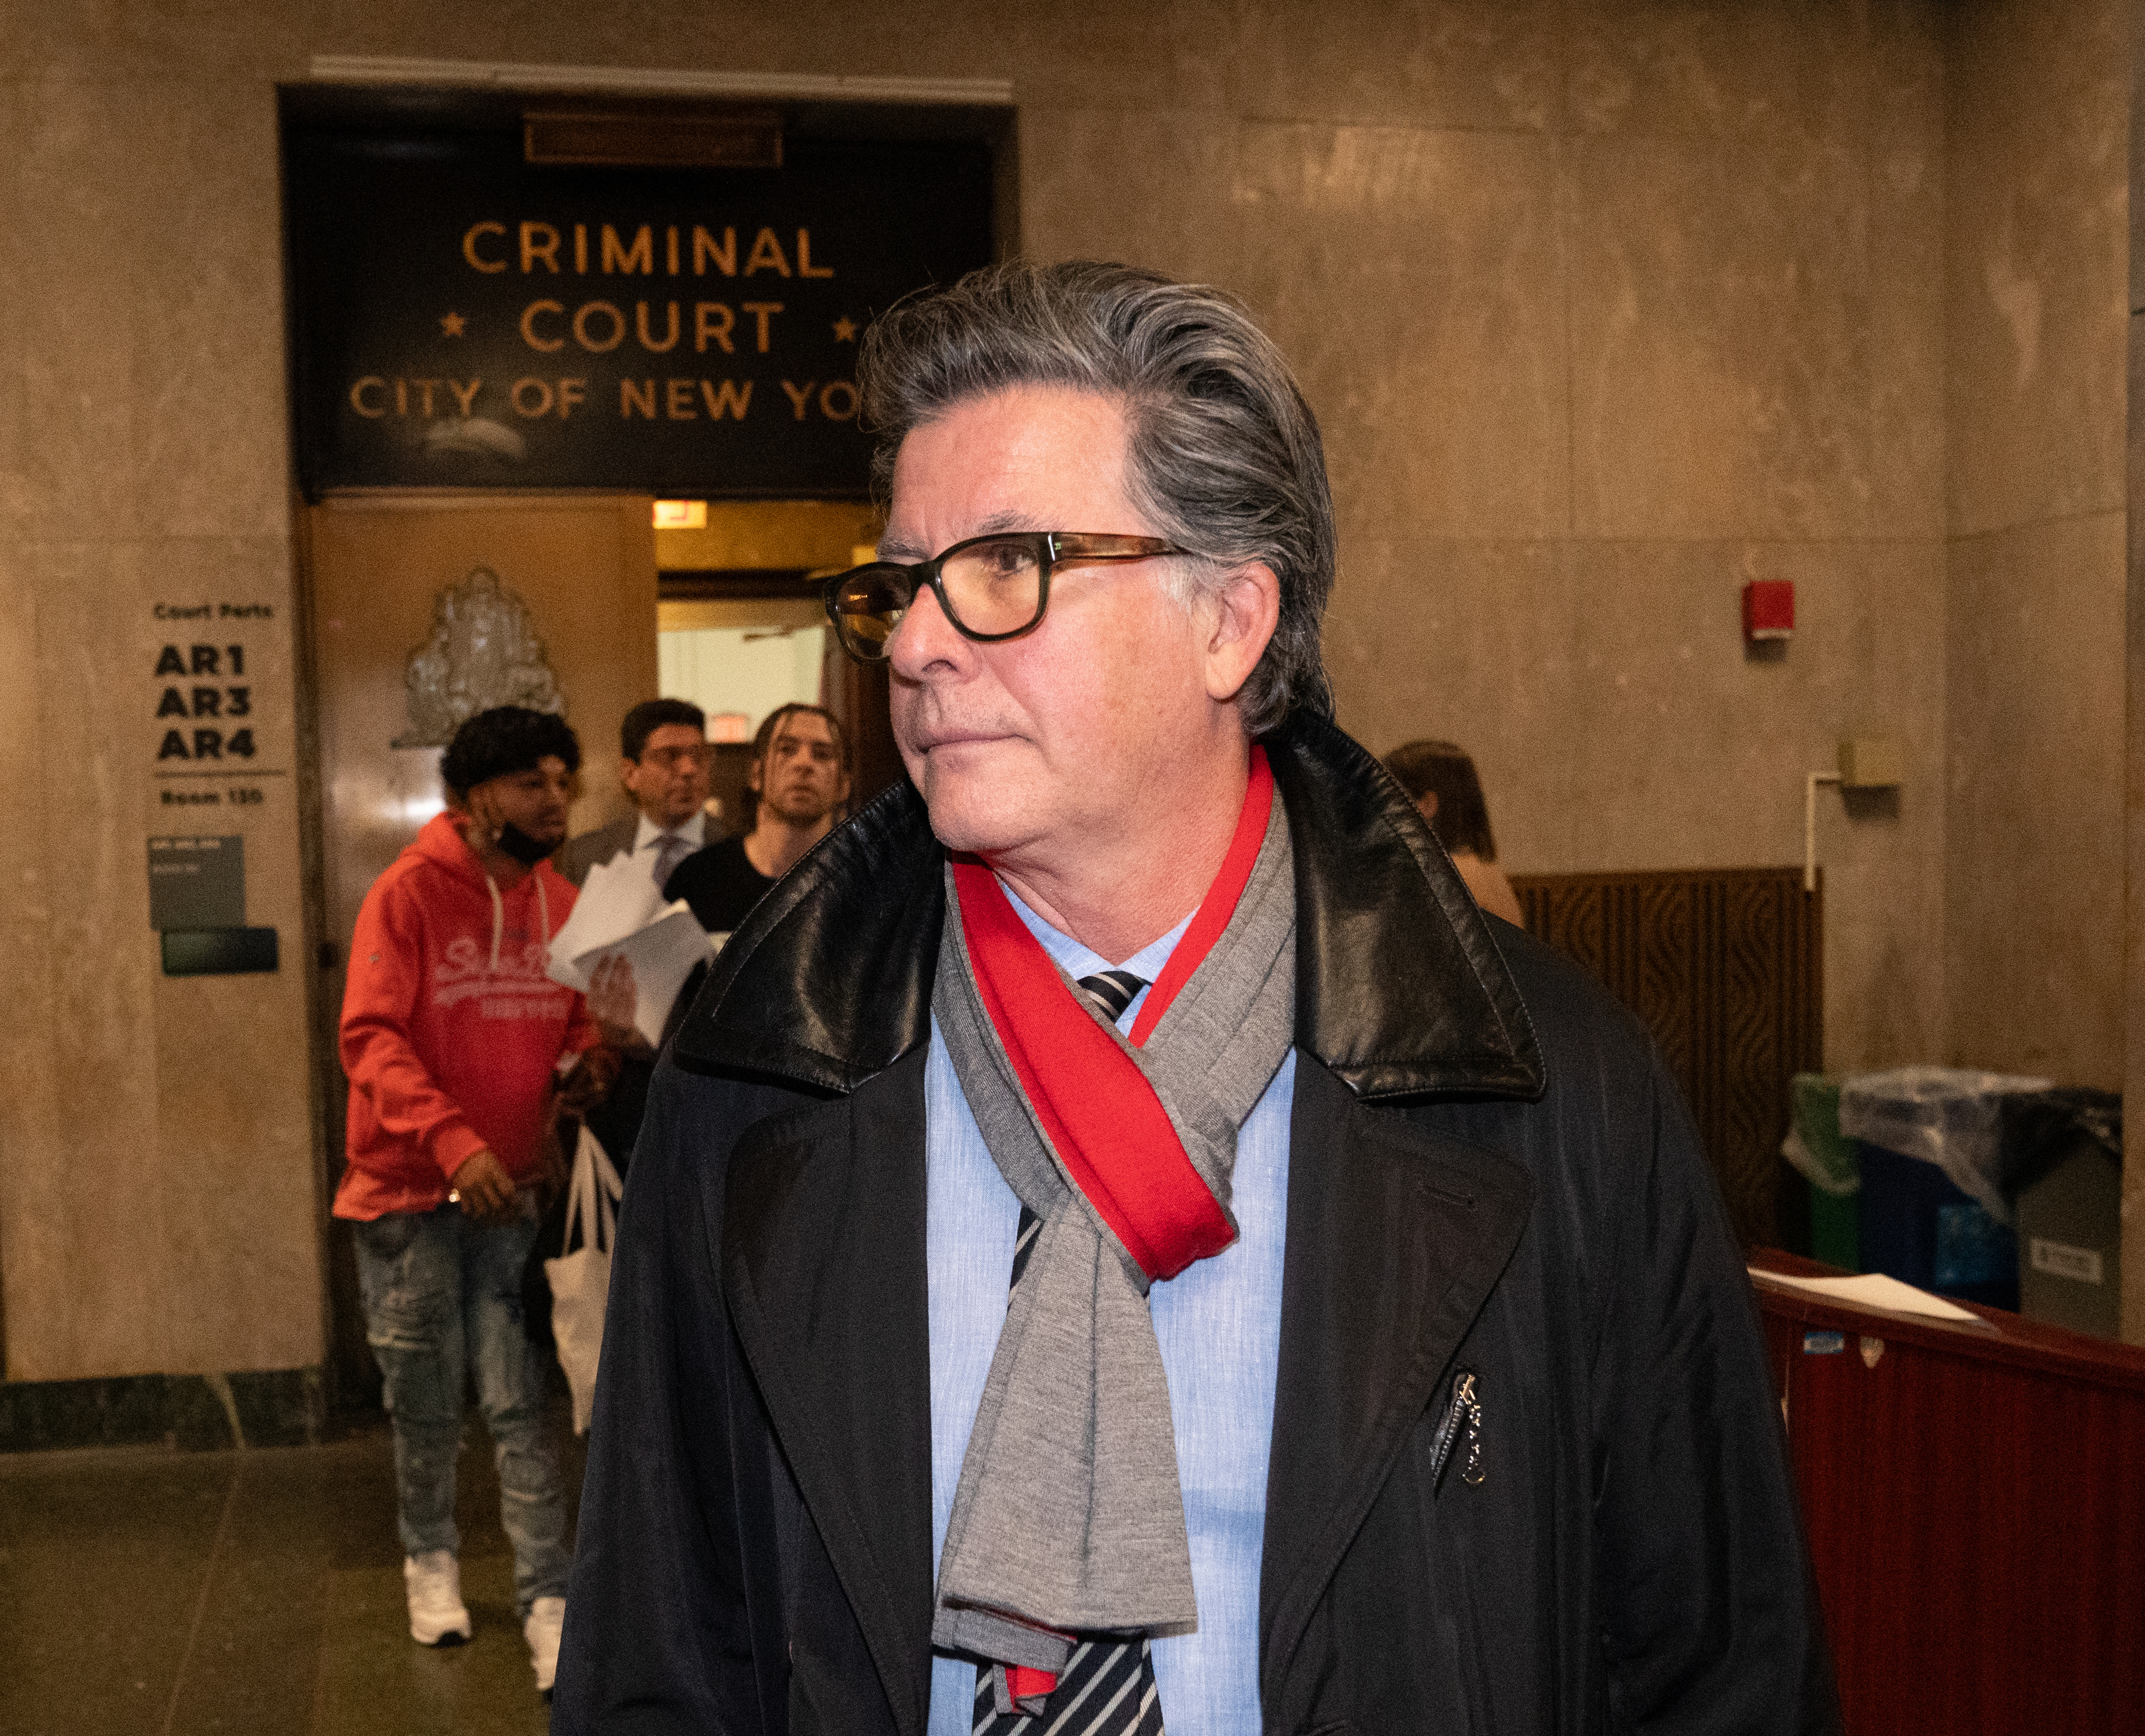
xmin=1855 ymin=1140 xmax=2017 ymax=1311
xmin=1841 ymin=1066 xmax=2050 ymax=1313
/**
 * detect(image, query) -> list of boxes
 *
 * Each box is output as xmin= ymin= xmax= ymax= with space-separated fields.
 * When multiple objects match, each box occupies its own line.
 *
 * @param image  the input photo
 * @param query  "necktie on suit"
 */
xmin=1073 ymin=968 xmax=1145 ymax=1025
xmin=650 ymin=830 xmax=690 ymax=892
xmin=972 ymin=973 xmax=1166 ymax=1736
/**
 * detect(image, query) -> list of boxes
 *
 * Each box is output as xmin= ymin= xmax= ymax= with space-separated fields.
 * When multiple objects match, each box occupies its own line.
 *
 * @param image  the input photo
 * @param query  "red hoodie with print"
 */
xmin=334 ymin=812 xmax=600 ymax=1221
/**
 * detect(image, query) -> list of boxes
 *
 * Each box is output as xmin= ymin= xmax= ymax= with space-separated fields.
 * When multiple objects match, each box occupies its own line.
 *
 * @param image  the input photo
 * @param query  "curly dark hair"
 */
xmin=441 ymin=706 xmax=581 ymax=798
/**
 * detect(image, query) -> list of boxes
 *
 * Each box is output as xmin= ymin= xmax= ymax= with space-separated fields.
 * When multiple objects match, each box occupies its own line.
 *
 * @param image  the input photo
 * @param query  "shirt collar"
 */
xmin=633 ymin=810 xmax=705 ymax=854
xmin=1000 ymin=880 xmax=1194 ymax=1028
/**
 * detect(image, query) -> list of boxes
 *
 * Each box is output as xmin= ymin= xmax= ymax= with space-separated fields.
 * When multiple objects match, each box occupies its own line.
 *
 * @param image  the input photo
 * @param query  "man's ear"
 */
xmin=618 ymin=754 xmax=641 ymax=796
xmin=1202 ymin=561 xmax=1282 ymax=704
xmin=746 ymin=756 xmax=764 ymax=796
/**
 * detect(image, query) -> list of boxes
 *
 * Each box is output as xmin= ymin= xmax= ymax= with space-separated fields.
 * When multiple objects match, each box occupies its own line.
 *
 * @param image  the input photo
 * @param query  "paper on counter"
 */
xmin=1748 ymin=1268 xmax=1981 ymax=1323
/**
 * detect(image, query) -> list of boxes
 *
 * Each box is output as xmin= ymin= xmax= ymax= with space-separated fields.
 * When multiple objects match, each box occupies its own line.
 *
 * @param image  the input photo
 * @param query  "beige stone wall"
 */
xmin=1944 ymin=0 xmax=2129 ymax=1089
xmin=1022 ymin=3 xmax=1955 ymax=1071
xmin=0 ymin=0 xmax=2124 ymax=1379
xmin=0 ymin=43 xmax=314 ymax=1379
xmin=2125 ymin=0 xmax=2145 ymax=1348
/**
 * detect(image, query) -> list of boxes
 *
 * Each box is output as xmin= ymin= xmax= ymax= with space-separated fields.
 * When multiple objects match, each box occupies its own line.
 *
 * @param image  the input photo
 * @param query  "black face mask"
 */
xmin=493 ymin=821 xmax=554 ymax=866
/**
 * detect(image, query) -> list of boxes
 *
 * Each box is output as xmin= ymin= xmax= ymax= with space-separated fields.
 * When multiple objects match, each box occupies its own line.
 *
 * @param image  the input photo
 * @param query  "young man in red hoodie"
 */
xmin=334 ymin=706 xmax=617 ymax=1696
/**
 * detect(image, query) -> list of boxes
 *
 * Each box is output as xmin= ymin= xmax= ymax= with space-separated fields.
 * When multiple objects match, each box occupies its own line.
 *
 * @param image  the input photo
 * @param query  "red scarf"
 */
xmin=949 ymin=745 xmax=1276 ymax=1284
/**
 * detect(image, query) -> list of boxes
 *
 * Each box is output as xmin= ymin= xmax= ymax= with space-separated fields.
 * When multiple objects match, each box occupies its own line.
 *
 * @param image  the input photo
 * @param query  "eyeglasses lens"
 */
xmin=833 ymin=567 xmax=912 ymax=659
xmin=938 ymin=537 xmax=1044 ymax=637
xmin=833 ymin=537 xmax=1046 ymax=659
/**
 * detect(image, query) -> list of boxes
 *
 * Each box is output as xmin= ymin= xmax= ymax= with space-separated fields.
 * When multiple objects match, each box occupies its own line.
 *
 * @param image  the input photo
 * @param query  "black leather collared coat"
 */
xmin=553 ymin=713 xmax=1839 ymax=1735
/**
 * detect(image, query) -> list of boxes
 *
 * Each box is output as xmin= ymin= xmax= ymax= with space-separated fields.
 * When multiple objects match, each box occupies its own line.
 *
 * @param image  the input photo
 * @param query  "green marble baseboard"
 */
xmin=0 ymin=1368 xmax=324 ymax=1452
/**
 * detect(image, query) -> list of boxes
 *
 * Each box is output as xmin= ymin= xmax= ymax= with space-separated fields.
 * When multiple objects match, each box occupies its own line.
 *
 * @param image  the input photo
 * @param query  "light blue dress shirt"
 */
xmin=926 ymin=888 xmax=1294 ymax=1736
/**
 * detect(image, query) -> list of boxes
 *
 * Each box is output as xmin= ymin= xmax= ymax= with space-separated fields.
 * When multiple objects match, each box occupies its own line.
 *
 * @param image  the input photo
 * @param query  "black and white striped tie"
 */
xmin=973 ymin=974 xmax=1164 ymax=1736
xmin=1075 ymin=969 xmax=1146 ymax=1026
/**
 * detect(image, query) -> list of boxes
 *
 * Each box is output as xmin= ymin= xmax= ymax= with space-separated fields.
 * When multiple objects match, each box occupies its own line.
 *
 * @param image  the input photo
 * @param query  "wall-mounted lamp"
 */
xmin=1804 ymin=737 xmax=1902 ymax=892
xmin=1743 ymin=580 xmax=1795 ymax=645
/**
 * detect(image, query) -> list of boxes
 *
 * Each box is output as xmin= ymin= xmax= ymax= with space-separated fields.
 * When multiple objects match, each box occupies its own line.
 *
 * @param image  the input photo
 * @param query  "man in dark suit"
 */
xmin=551 ymin=697 xmax=712 ymax=1176
xmin=553 ymin=698 xmax=713 ymax=892
xmin=554 ymin=263 xmax=1837 ymax=1735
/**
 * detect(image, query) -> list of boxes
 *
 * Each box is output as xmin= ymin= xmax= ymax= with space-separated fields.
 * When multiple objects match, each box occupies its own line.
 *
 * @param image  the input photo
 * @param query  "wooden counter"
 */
xmin=1749 ymin=1249 xmax=2145 ymax=1734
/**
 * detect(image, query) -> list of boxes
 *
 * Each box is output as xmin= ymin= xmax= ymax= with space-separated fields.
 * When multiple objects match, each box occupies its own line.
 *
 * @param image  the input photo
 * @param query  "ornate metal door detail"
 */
xmin=393 ymin=567 xmax=564 ymax=747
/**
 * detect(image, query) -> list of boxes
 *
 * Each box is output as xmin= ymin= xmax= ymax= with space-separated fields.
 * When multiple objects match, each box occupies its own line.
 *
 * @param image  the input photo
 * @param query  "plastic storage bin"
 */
xmin=1781 ymin=1074 xmax=1859 ymax=1270
xmin=1840 ymin=1066 xmax=2050 ymax=1311
xmin=2001 ymin=1089 xmax=2122 ymax=1339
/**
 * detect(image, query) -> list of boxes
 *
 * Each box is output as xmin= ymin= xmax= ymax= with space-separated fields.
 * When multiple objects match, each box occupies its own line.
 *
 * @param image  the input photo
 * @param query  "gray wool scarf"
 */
xmin=929 ymin=798 xmax=1296 ymax=1674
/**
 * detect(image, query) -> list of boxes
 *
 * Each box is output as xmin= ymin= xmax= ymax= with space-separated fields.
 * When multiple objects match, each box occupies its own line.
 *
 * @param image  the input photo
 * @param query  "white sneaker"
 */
xmin=404 ymin=1549 xmax=472 ymax=1646
xmin=525 ymin=1595 xmax=566 ymax=1694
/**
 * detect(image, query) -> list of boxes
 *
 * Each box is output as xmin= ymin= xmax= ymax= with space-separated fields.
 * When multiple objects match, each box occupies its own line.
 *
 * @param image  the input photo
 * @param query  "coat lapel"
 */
xmin=1260 ymin=1058 xmax=1535 ymax=1690
xmin=1268 ymin=713 xmax=1543 ymax=1102
xmin=720 ymin=1048 xmax=936 ymax=1735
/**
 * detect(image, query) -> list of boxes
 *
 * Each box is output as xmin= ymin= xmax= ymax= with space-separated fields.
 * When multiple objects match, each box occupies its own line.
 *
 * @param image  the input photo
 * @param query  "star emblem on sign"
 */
xmin=832 ymin=316 xmax=857 ymax=342
xmin=440 ymin=311 xmax=467 ymax=337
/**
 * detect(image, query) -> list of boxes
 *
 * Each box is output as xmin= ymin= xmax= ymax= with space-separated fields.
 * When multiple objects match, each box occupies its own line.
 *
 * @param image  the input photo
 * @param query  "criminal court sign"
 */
xmin=285 ymin=123 xmax=994 ymax=496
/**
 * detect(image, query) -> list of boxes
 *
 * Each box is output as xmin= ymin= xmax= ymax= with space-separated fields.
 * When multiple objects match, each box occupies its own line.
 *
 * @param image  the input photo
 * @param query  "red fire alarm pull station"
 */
xmin=1743 ymin=580 xmax=1795 ymax=643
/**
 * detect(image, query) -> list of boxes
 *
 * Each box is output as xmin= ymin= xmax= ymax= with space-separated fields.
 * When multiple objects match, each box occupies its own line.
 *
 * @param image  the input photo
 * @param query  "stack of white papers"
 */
xmin=1748 ymin=1268 xmax=1983 ymax=1324
xmin=546 ymin=852 xmax=717 ymax=1047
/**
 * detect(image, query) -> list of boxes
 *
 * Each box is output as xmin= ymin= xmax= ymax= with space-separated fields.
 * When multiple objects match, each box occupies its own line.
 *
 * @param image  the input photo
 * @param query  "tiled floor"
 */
xmin=0 ymin=1413 xmax=587 ymax=1735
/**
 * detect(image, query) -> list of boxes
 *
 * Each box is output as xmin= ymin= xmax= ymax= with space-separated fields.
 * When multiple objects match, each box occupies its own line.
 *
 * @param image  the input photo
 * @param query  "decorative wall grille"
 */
xmin=1510 ymin=866 xmax=1822 ymax=1249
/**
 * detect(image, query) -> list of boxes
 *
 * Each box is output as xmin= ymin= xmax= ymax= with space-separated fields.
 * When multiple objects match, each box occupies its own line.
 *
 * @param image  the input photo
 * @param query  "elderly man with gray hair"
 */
xmin=553 ymin=262 xmax=1837 ymax=1735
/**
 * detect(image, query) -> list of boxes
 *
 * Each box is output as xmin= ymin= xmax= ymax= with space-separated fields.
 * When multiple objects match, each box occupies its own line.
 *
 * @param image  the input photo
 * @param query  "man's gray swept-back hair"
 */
xmin=857 ymin=260 xmax=1336 ymax=734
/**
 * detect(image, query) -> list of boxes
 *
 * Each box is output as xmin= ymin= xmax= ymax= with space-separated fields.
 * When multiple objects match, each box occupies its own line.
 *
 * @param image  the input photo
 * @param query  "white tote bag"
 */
xmin=544 ymin=1122 xmax=624 ymax=1435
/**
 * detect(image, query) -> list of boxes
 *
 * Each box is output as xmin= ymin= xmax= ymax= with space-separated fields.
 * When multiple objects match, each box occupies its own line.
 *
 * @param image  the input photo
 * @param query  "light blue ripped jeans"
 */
xmin=351 ymin=1202 xmax=571 ymax=1617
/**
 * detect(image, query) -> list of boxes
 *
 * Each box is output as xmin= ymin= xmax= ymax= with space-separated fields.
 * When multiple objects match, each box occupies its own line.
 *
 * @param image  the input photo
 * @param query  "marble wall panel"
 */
xmin=1230 ymin=122 xmax=1568 ymax=542
xmin=1945 ymin=0 xmax=2129 ymax=535
xmin=0 ymin=72 xmax=26 ymax=525
xmin=1 ymin=543 xmax=167 ymax=1379
xmin=1946 ymin=513 xmax=2126 ymax=1088
xmin=1942 ymin=0 xmax=2127 ymax=1098
xmin=1323 ymin=535 xmax=1581 ymax=867
xmin=1565 ymin=0 xmax=1870 ymax=145
xmin=4 ymin=75 xmax=289 ymax=543
xmin=1332 ymin=531 xmax=1948 ymax=1071
xmin=126 ymin=80 xmax=291 ymax=543
xmin=2125 ymin=0 xmax=2145 ymax=1348
xmin=1230 ymin=0 xmax=1560 ymax=132
xmin=0 ymin=543 xmax=68 ymax=1379
xmin=1867 ymin=1 xmax=1947 ymax=536
xmin=154 ymin=965 xmax=322 ymax=1373
xmin=142 ymin=536 xmax=318 ymax=1375
xmin=6 ymin=78 xmax=137 ymax=543
xmin=1566 ymin=127 xmax=1875 ymax=541
xmin=0 ymin=0 xmax=2026 ymax=1374
xmin=1 ymin=0 xmax=310 ymax=82
xmin=1019 ymin=108 xmax=1241 ymax=283
xmin=994 ymin=0 xmax=1237 ymax=114
xmin=0 ymin=533 xmax=315 ymax=1381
